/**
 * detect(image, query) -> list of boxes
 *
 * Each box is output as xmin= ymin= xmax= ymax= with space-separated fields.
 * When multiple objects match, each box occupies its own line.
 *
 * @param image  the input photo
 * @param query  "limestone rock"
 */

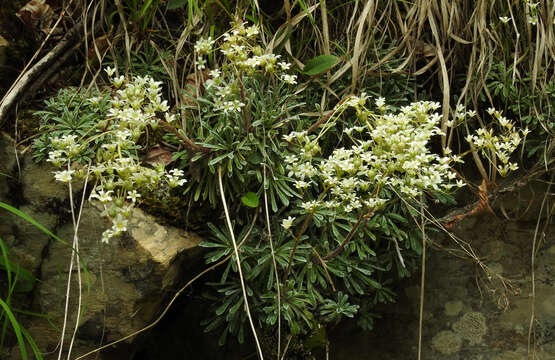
xmin=0 ymin=132 xmax=17 ymax=201
xmin=432 ymin=330 xmax=462 ymax=355
xmin=452 ymin=312 xmax=487 ymax=345
xmin=444 ymin=300 xmax=464 ymax=317
xmin=0 ymin=35 xmax=7 ymax=67
xmin=25 ymin=203 xmax=203 ymax=358
xmin=2 ymin=204 xmax=56 ymax=273
xmin=20 ymin=154 xmax=73 ymax=207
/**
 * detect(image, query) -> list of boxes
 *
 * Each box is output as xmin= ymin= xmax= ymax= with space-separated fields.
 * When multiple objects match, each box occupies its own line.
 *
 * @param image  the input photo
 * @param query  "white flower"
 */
xmin=243 ymin=57 xmax=261 ymax=68
xmin=54 ymin=169 xmax=74 ymax=183
xmin=281 ymin=216 xmax=295 ymax=230
xmin=112 ymin=214 xmax=128 ymax=234
xmin=498 ymin=116 xmax=512 ymax=129
xmin=105 ymin=66 xmax=116 ymax=77
xmin=343 ymin=93 xmax=369 ymax=108
xmin=278 ymin=62 xmax=291 ymax=71
xmin=47 ymin=150 xmax=66 ymax=167
xmin=466 ymin=110 xmax=476 ymax=118
xmin=220 ymin=100 xmax=245 ymax=114
xmin=113 ymin=75 xmax=125 ymax=88
xmin=166 ymin=169 xmax=187 ymax=188
xmin=300 ymin=200 xmax=321 ymax=212
xmin=155 ymin=99 xmax=170 ymax=112
xmin=169 ymin=168 xmax=184 ymax=177
xmin=281 ymin=74 xmax=297 ymax=85
xmin=216 ymin=86 xmax=232 ymax=98
xmin=528 ymin=16 xmax=537 ymax=25
xmin=126 ymin=190 xmax=141 ymax=203
xmin=499 ymin=16 xmax=510 ymax=23
xmin=195 ymin=57 xmax=207 ymax=70
xmin=194 ymin=37 xmax=214 ymax=55
xmin=165 ymin=113 xmax=176 ymax=123
xmin=375 ymin=97 xmax=386 ymax=108
xmin=90 ymin=190 xmax=114 ymax=203
xmin=246 ymin=25 xmax=259 ymax=37
xmin=294 ymin=180 xmax=310 ymax=189
xmin=115 ymin=130 xmax=132 ymax=142
xmin=101 ymin=229 xmax=114 ymax=244
xmin=88 ymin=96 xmax=102 ymax=106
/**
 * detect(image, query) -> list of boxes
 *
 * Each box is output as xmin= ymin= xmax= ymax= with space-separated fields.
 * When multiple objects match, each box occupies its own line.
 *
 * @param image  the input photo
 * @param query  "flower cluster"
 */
xmin=48 ymin=71 xmax=187 ymax=243
xmin=192 ymin=21 xmax=297 ymax=115
xmin=446 ymin=103 xmax=476 ymax=128
xmin=465 ymin=107 xmax=529 ymax=176
xmin=284 ymin=98 xmax=464 ymax=215
xmin=524 ymin=0 xmax=539 ymax=26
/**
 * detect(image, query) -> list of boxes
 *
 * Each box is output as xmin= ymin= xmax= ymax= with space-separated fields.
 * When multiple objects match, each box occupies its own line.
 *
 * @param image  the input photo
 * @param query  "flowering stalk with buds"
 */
xmin=167 ymin=21 xmax=301 ymax=208
xmin=449 ymin=104 xmax=528 ymax=180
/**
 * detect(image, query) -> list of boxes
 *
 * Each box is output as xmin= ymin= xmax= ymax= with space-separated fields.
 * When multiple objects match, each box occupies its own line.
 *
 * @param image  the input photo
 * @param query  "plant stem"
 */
xmin=263 ymin=166 xmax=281 ymax=360
xmin=238 ymin=71 xmax=250 ymax=133
xmin=417 ymin=196 xmax=426 ymax=360
xmin=324 ymin=211 xmax=373 ymax=261
xmin=307 ymin=97 xmax=349 ymax=134
xmin=159 ymin=118 xmax=211 ymax=154
xmin=281 ymin=212 xmax=313 ymax=285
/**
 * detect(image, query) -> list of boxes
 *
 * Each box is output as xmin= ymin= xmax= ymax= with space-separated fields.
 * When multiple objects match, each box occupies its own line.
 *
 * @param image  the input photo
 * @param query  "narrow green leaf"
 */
xmin=0 ymin=299 xmax=28 ymax=360
xmin=167 ymin=0 xmax=187 ymax=10
xmin=21 ymin=327 xmax=43 ymax=360
xmin=303 ymin=55 xmax=339 ymax=75
xmin=0 ymin=202 xmax=65 ymax=245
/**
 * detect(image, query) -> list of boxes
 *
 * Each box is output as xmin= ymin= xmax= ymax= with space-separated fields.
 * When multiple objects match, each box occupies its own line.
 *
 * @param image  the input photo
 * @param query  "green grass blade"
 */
xmin=0 ymin=237 xmax=13 ymax=291
xmin=21 ymin=327 xmax=43 ymax=360
xmin=0 ymin=298 xmax=28 ymax=360
xmin=0 ymin=202 xmax=66 ymax=246
xmin=0 ymin=202 xmax=91 ymax=306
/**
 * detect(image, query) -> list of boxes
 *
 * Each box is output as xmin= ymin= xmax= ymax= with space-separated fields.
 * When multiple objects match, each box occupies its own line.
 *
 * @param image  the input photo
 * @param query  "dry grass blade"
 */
xmin=267 ymin=3 xmax=320 ymax=55
xmin=320 ymin=0 xmax=330 ymax=56
xmin=350 ymin=0 xmax=375 ymax=92
xmin=217 ymin=167 xmax=264 ymax=360
xmin=113 ymin=0 xmax=131 ymax=71
xmin=150 ymin=40 xmax=181 ymax=104
xmin=426 ymin=6 xmax=450 ymax=148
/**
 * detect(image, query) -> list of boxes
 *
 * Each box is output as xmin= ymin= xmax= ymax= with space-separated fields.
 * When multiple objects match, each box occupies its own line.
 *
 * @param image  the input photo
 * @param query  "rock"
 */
xmin=24 ymin=203 xmax=203 ymax=358
xmin=452 ymin=311 xmax=487 ymax=345
xmin=444 ymin=300 xmax=464 ymax=317
xmin=330 ymin=212 xmax=555 ymax=359
xmin=20 ymin=154 xmax=75 ymax=207
xmin=432 ymin=330 xmax=462 ymax=355
xmin=2 ymin=204 xmax=56 ymax=273
xmin=0 ymin=132 xmax=17 ymax=201
xmin=0 ymin=35 xmax=7 ymax=67
xmin=496 ymin=181 xmax=552 ymax=221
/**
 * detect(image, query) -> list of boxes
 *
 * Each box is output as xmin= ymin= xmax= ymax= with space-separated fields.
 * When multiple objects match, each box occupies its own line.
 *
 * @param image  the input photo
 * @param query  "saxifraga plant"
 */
xmin=32 ymin=87 xmax=111 ymax=164
xmin=159 ymin=19 xmax=528 ymax=354
xmin=29 ymin=16 xmax=533 ymax=357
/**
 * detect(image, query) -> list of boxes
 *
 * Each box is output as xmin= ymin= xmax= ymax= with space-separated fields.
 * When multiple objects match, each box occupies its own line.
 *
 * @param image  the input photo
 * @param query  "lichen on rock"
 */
xmin=432 ymin=330 xmax=463 ymax=354
xmin=453 ymin=311 xmax=487 ymax=345
xmin=445 ymin=300 xmax=464 ymax=317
